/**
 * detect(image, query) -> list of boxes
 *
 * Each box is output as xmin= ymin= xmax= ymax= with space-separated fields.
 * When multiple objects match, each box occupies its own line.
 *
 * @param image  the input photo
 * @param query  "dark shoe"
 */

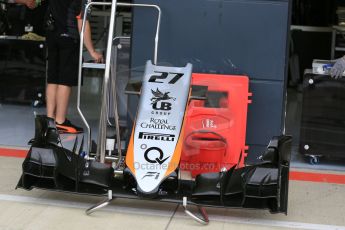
xmin=28 ymin=115 xmax=59 ymax=145
xmin=56 ymin=119 xmax=83 ymax=134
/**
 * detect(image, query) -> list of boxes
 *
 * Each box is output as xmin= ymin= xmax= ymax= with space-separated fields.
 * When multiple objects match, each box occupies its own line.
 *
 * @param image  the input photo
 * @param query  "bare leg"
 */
xmin=46 ymin=83 xmax=58 ymax=119
xmin=55 ymin=85 xmax=72 ymax=124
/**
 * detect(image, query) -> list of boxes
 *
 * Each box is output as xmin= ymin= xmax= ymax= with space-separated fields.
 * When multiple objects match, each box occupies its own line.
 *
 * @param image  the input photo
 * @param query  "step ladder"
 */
xmin=76 ymin=1 xmax=161 ymax=166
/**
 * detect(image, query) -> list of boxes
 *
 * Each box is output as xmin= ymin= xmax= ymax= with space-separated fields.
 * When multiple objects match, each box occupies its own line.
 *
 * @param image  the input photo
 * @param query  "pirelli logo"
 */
xmin=138 ymin=132 xmax=175 ymax=142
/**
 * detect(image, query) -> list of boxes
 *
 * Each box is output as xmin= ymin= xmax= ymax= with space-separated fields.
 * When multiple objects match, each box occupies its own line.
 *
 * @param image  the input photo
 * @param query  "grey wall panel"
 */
xmin=131 ymin=0 xmax=290 ymax=81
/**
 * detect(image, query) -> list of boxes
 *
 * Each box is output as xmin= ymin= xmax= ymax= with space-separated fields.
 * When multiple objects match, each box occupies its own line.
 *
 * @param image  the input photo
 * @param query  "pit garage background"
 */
xmin=1 ymin=0 xmax=345 ymax=229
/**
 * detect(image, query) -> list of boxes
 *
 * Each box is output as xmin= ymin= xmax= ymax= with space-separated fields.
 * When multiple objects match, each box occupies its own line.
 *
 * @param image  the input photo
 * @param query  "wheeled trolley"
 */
xmin=299 ymin=70 xmax=345 ymax=164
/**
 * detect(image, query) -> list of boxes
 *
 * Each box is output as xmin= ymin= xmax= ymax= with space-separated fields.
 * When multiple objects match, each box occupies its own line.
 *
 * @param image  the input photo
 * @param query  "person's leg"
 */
xmin=46 ymin=31 xmax=59 ymax=119
xmin=54 ymin=83 xmax=83 ymax=133
xmin=55 ymin=84 xmax=71 ymax=124
xmin=54 ymin=36 xmax=83 ymax=133
xmin=56 ymin=36 xmax=79 ymax=124
xmin=46 ymin=83 xmax=58 ymax=119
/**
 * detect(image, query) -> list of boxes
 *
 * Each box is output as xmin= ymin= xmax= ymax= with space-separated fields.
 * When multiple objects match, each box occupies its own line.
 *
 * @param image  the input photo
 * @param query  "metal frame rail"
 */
xmin=77 ymin=1 xmax=161 ymax=160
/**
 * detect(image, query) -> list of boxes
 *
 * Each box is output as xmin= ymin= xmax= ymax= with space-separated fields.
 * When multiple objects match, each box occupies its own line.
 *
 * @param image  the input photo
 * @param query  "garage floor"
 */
xmin=1 ymin=77 xmax=345 ymax=229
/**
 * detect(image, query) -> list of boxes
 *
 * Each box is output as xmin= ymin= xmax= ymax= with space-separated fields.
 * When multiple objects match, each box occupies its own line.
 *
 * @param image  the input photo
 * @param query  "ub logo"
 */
xmin=150 ymin=88 xmax=176 ymax=105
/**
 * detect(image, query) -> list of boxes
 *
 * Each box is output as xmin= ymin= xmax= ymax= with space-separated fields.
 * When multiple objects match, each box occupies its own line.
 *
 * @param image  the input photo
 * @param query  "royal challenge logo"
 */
xmin=140 ymin=118 xmax=176 ymax=131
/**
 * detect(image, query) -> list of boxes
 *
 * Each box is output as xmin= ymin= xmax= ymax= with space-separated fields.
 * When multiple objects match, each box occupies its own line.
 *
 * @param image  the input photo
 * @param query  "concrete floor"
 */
xmin=1 ymin=155 xmax=345 ymax=230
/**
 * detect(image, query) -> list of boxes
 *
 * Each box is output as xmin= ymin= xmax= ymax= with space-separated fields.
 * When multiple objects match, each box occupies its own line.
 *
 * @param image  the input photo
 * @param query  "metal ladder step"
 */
xmin=82 ymin=62 xmax=106 ymax=69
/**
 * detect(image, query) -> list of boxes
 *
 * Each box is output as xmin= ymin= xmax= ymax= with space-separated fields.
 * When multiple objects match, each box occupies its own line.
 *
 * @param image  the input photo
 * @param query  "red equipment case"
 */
xmin=180 ymin=73 xmax=251 ymax=177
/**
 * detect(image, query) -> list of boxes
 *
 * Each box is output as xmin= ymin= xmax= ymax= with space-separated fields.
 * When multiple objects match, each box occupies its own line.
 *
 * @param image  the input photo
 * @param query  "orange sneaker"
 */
xmin=56 ymin=119 xmax=84 ymax=134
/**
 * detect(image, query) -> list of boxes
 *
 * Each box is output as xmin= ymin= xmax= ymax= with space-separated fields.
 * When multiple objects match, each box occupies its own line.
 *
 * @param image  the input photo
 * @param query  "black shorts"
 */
xmin=47 ymin=32 xmax=80 ymax=86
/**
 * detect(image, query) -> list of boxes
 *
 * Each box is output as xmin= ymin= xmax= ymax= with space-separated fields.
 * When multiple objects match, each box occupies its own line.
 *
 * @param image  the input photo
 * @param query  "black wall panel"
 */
xmin=246 ymin=81 xmax=285 ymax=145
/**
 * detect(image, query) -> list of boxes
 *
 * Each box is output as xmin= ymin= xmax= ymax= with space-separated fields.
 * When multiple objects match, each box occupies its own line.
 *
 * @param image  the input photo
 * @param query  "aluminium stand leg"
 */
xmin=182 ymin=197 xmax=209 ymax=225
xmin=86 ymin=190 xmax=114 ymax=215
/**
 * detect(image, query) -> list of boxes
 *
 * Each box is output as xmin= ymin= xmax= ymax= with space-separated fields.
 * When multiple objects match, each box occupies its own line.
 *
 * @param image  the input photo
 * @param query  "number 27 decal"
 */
xmin=149 ymin=71 xmax=184 ymax=84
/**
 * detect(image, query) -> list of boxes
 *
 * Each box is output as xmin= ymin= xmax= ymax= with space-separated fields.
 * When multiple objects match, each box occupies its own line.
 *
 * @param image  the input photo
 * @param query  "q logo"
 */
xmin=144 ymin=147 xmax=170 ymax=165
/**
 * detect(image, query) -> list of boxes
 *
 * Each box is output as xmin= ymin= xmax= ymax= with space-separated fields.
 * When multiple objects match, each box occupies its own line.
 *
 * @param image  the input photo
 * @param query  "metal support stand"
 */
xmin=85 ymin=190 xmax=114 ymax=215
xmin=76 ymin=1 xmax=162 ymax=161
xmin=105 ymin=36 xmax=130 ymax=168
xmin=182 ymin=197 xmax=209 ymax=225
